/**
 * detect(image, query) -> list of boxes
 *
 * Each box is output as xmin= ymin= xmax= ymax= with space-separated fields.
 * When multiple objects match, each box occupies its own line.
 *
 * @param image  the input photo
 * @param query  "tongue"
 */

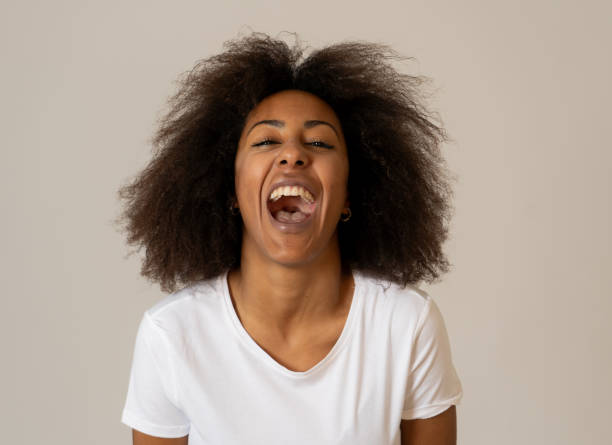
xmin=268 ymin=196 xmax=316 ymax=223
xmin=275 ymin=210 xmax=308 ymax=223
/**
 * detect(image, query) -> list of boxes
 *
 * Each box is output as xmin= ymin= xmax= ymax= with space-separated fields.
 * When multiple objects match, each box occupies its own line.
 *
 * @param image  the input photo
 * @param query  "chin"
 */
xmin=264 ymin=238 xmax=339 ymax=269
xmin=244 ymin=225 xmax=338 ymax=268
xmin=268 ymin=251 xmax=317 ymax=268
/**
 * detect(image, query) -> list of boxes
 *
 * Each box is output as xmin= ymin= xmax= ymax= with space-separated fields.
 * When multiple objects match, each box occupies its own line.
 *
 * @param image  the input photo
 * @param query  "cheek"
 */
xmin=234 ymin=169 xmax=252 ymax=204
xmin=234 ymin=156 xmax=266 ymax=204
xmin=234 ymin=153 xmax=249 ymax=191
xmin=334 ymin=157 xmax=350 ymax=186
xmin=324 ymin=164 xmax=349 ymax=205
xmin=233 ymin=163 xmax=245 ymax=194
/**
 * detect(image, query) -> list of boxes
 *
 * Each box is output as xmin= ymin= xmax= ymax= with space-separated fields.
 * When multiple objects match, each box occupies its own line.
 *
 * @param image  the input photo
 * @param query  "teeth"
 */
xmin=269 ymin=185 xmax=314 ymax=204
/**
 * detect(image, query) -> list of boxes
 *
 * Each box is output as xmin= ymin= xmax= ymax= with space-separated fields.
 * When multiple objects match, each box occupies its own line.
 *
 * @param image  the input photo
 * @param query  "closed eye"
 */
xmin=308 ymin=140 xmax=334 ymax=149
xmin=252 ymin=138 xmax=278 ymax=147
xmin=251 ymin=139 xmax=334 ymax=149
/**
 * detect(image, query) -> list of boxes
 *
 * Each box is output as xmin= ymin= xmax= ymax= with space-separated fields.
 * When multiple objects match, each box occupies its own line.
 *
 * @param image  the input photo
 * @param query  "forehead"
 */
xmin=245 ymin=90 xmax=340 ymax=125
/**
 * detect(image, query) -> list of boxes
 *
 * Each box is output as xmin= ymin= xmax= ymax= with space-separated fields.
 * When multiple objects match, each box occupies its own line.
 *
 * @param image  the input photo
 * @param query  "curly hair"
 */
xmin=117 ymin=32 xmax=454 ymax=293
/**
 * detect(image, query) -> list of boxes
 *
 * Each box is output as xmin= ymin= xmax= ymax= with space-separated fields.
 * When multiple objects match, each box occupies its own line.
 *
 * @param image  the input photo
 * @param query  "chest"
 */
xmin=174 ymin=318 xmax=405 ymax=445
xmin=244 ymin=320 xmax=345 ymax=372
xmin=179 ymin=358 xmax=401 ymax=445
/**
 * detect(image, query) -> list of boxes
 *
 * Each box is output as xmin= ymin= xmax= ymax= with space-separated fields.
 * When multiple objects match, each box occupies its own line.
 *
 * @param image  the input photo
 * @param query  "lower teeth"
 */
xmin=275 ymin=210 xmax=308 ymax=223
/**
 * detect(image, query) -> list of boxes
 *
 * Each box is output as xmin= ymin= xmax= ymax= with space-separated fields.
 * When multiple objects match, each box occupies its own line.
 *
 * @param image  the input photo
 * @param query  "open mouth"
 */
xmin=266 ymin=185 xmax=317 ymax=225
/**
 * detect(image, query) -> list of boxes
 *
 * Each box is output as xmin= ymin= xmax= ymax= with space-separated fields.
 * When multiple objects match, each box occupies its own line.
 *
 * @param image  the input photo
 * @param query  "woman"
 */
xmin=119 ymin=33 xmax=462 ymax=445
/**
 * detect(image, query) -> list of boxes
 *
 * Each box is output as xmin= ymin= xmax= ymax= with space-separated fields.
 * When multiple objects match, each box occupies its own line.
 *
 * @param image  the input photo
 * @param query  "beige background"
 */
xmin=1 ymin=0 xmax=610 ymax=443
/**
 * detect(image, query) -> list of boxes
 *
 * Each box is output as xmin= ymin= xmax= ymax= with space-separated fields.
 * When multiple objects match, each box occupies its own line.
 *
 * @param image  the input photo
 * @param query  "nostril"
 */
xmin=279 ymin=159 xmax=304 ymax=166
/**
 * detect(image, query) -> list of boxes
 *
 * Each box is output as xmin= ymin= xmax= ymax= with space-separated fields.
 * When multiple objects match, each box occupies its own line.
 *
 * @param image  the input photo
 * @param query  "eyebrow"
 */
xmin=246 ymin=119 xmax=340 ymax=138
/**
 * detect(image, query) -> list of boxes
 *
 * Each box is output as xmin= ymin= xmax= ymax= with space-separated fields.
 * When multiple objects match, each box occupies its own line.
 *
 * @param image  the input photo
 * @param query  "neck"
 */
xmin=227 ymin=234 xmax=353 ymax=343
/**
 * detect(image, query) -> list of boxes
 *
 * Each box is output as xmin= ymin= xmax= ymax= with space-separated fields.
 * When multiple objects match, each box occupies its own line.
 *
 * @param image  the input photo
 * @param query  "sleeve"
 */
xmin=401 ymin=297 xmax=463 ymax=420
xmin=121 ymin=312 xmax=191 ymax=437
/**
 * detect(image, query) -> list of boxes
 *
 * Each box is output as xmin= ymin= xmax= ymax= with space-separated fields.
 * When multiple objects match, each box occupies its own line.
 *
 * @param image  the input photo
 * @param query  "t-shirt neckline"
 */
xmin=220 ymin=269 xmax=363 ymax=379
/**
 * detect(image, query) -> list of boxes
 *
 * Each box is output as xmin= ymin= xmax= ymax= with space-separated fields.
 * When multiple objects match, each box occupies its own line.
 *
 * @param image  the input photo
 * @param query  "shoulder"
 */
xmin=356 ymin=271 xmax=433 ymax=326
xmin=144 ymin=273 xmax=227 ymax=334
xmin=354 ymin=270 xmax=442 ymax=359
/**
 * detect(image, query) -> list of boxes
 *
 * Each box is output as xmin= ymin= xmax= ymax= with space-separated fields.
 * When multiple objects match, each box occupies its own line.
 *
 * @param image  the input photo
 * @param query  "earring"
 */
xmin=340 ymin=208 xmax=352 ymax=222
xmin=229 ymin=199 xmax=240 ymax=216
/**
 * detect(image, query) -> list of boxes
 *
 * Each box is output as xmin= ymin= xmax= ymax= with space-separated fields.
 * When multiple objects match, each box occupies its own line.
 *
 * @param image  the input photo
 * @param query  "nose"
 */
xmin=277 ymin=140 xmax=309 ymax=168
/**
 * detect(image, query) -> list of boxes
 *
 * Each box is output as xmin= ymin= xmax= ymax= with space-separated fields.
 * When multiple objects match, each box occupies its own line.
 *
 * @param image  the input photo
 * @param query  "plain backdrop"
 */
xmin=1 ymin=1 xmax=610 ymax=444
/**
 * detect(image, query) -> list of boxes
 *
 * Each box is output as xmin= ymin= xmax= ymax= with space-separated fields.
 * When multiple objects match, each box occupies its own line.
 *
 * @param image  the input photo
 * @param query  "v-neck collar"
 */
xmin=220 ymin=269 xmax=363 ymax=379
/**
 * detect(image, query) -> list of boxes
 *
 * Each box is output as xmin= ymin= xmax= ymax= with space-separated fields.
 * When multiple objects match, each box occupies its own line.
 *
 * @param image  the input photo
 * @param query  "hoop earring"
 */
xmin=340 ymin=208 xmax=351 ymax=222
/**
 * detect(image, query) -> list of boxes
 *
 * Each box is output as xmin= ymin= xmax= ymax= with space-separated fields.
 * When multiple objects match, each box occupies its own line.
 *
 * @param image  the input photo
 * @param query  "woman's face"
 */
xmin=234 ymin=89 xmax=349 ymax=267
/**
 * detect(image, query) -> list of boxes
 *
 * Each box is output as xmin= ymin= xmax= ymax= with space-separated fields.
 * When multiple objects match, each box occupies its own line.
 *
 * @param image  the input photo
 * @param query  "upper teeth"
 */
xmin=269 ymin=185 xmax=314 ymax=204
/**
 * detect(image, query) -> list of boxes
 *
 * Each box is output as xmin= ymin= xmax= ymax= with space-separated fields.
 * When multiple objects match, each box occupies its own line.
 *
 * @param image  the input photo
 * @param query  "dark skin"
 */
xmin=131 ymin=91 xmax=457 ymax=444
xmin=132 ymin=431 xmax=186 ymax=445
xmin=400 ymin=406 xmax=457 ymax=444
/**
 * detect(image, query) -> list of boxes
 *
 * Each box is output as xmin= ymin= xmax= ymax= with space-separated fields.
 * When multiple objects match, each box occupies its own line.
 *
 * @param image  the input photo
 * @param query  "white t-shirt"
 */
xmin=121 ymin=270 xmax=462 ymax=444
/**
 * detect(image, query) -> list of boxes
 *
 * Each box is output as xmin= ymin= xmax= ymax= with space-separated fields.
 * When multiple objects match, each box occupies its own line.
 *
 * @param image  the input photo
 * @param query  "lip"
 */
xmin=264 ymin=179 xmax=319 ymax=233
